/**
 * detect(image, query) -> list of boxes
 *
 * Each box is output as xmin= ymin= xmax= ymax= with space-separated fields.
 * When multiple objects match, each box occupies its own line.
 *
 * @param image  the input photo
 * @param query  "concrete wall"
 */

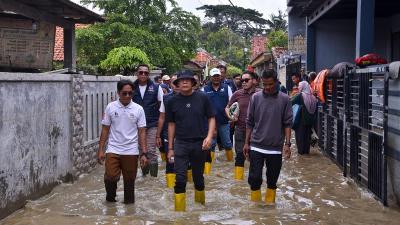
xmin=312 ymin=15 xmax=400 ymax=73
xmin=387 ymin=78 xmax=400 ymax=206
xmin=0 ymin=73 xmax=129 ymax=219
xmin=288 ymin=14 xmax=307 ymax=63
xmin=0 ymin=74 xmax=73 ymax=218
xmin=314 ymin=19 xmax=357 ymax=72
xmin=288 ymin=14 xmax=306 ymax=38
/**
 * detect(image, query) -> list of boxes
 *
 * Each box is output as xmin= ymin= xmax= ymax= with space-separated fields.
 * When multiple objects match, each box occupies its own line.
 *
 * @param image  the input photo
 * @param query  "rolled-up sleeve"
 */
xmin=246 ymin=95 xmax=255 ymax=129
xmin=283 ymin=97 xmax=293 ymax=128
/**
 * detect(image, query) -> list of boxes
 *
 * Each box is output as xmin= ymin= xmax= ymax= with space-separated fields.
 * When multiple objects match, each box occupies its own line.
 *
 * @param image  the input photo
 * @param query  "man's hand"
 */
xmin=283 ymin=145 xmax=291 ymax=160
xmin=167 ymin=149 xmax=174 ymax=162
xmin=97 ymin=149 xmax=106 ymax=165
xmin=202 ymin=137 xmax=212 ymax=150
xmin=140 ymin=155 xmax=148 ymax=168
xmin=156 ymin=137 xmax=162 ymax=148
xmin=243 ymin=143 xmax=250 ymax=160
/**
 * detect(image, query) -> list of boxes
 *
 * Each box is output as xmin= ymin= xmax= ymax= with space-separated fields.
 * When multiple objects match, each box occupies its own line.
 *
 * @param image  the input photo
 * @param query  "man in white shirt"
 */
xmin=98 ymin=80 xmax=148 ymax=204
xmin=132 ymin=64 xmax=164 ymax=177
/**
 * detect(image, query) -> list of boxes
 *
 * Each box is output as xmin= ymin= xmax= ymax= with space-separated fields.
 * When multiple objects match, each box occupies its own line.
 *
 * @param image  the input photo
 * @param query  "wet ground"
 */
xmin=2 ymin=148 xmax=400 ymax=225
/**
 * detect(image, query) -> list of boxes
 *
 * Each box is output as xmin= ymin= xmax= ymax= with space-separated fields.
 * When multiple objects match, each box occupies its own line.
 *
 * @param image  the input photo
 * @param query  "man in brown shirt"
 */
xmin=225 ymin=71 xmax=261 ymax=180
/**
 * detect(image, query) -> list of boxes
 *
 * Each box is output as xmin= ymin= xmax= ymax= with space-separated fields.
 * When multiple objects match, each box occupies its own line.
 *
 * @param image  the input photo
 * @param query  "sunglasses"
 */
xmin=241 ymin=78 xmax=251 ymax=83
xmin=138 ymin=71 xmax=149 ymax=75
xmin=121 ymin=91 xmax=133 ymax=97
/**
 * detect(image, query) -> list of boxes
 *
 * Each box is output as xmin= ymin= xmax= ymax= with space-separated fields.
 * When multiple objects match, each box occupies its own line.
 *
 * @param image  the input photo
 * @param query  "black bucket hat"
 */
xmin=173 ymin=70 xmax=197 ymax=86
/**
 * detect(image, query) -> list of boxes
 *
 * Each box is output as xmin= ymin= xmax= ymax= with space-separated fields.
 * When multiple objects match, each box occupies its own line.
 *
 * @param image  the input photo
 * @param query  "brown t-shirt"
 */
xmin=227 ymin=88 xmax=261 ymax=130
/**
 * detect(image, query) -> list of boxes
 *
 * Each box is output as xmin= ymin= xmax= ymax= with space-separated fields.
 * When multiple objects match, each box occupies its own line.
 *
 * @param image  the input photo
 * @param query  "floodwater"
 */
xmin=2 ymin=148 xmax=400 ymax=225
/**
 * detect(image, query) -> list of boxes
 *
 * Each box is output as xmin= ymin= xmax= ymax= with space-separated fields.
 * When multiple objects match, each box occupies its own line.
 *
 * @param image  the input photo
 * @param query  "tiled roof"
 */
xmin=53 ymin=24 xmax=89 ymax=61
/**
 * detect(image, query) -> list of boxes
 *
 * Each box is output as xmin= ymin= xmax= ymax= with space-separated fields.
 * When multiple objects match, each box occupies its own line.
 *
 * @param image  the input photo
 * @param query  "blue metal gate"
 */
xmin=317 ymin=65 xmax=389 ymax=205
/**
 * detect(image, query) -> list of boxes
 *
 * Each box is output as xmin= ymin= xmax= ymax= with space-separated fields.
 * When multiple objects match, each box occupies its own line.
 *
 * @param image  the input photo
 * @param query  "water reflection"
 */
xmin=1 ymin=149 xmax=400 ymax=225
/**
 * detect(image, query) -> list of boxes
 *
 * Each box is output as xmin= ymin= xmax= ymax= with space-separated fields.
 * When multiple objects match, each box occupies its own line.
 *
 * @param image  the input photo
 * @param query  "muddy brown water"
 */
xmin=1 ymin=148 xmax=400 ymax=225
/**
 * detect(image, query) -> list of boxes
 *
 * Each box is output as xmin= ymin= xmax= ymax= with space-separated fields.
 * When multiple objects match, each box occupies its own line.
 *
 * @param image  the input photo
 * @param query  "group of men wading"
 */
xmin=97 ymin=64 xmax=293 ymax=211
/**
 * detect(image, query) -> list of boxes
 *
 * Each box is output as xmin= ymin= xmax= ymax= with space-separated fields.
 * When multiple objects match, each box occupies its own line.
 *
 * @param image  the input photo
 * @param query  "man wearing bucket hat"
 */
xmin=166 ymin=70 xmax=216 ymax=211
xmin=202 ymin=68 xmax=233 ymax=174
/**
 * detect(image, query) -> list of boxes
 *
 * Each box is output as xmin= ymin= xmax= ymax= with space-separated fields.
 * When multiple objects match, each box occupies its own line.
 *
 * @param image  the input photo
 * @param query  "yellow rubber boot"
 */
xmin=250 ymin=189 xmax=262 ymax=202
xmin=174 ymin=193 xmax=186 ymax=211
xmin=187 ymin=169 xmax=193 ymax=183
xmin=166 ymin=173 xmax=176 ymax=189
xmin=161 ymin=152 xmax=167 ymax=162
xmin=204 ymin=162 xmax=211 ymax=175
xmin=234 ymin=166 xmax=244 ymax=180
xmin=194 ymin=190 xmax=205 ymax=205
xmin=210 ymin=151 xmax=215 ymax=162
xmin=225 ymin=149 xmax=233 ymax=161
xmin=265 ymin=188 xmax=276 ymax=205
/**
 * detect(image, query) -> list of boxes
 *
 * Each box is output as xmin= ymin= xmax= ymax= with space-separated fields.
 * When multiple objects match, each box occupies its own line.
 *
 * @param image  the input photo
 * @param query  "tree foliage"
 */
xmin=77 ymin=1 xmax=201 ymax=74
xmin=205 ymin=27 xmax=248 ymax=69
xmin=81 ymin=0 xmax=177 ymax=32
xmin=226 ymin=65 xmax=242 ymax=78
xmin=197 ymin=4 xmax=267 ymax=39
xmin=266 ymin=10 xmax=287 ymax=32
xmin=99 ymin=47 xmax=150 ymax=75
xmin=267 ymin=29 xmax=288 ymax=49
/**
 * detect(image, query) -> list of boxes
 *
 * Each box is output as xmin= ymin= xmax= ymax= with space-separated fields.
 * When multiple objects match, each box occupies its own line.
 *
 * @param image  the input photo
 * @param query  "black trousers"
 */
xmin=174 ymin=139 xmax=206 ymax=193
xmin=295 ymin=119 xmax=312 ymax=155
xmin=234 ymin=127 xmax=246 ymax=167
xmin=248 ymin=151 xmax=282 ymax=190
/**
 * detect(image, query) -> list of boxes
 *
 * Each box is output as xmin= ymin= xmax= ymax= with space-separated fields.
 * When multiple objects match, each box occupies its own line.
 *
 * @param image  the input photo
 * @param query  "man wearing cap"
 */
xmin=166 ymin=70 xmax=216 ymax=211
xmin=162 ymin=75 xmax=172 ymax=92
xmin=132 ymin=64 xmax=164 ymax=177
xmin=202 ymin=68 xmax=233 ymax=173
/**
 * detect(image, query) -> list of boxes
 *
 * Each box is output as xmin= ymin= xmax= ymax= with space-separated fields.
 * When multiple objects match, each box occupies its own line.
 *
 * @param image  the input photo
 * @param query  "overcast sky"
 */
xmin=72 ymin=0 xmax=287 ymax=21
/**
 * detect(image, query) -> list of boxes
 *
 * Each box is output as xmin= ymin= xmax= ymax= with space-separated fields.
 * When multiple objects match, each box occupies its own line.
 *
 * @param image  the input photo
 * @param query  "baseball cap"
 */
xmin=162 ymin=75 xmax=170 ymax=81
xmin=210 ymin=68 xmax=221 ymax=76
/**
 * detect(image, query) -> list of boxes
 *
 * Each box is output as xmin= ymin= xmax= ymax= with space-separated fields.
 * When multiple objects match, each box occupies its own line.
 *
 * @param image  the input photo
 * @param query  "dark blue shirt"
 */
xmin=203 ymin=83 xmax=230 ymax=126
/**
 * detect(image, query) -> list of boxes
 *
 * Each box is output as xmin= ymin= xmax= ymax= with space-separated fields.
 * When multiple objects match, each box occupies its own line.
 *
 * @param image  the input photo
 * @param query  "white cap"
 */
xmin=210 ymin=68 xmax=221 ymax=76
xmin=162 ymin=75 xmax=171 ymax=81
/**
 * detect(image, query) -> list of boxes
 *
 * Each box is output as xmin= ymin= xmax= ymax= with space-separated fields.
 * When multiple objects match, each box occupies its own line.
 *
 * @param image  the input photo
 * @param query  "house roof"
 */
xmin=249 ymin=51 xmax=273 ymax=67
xmin=0 ymin=0 xmax=104 ymax=28
xmin=53 ymin=24 xmax=88 ymax=61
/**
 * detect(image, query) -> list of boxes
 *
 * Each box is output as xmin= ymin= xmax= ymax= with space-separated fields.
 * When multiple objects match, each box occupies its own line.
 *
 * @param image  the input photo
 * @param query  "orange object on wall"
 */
xmin=314 ymin=69 xmax=330 ymax=103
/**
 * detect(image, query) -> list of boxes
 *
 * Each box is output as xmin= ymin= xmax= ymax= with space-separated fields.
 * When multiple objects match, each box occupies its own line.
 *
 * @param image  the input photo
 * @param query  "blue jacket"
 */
xmin=224 ymin=79 xmax=237 ymax=93
xmin=203 ymin=83 xmax=230 ymax=125
xmin=132 ymin=80 xmax=160 ymax=128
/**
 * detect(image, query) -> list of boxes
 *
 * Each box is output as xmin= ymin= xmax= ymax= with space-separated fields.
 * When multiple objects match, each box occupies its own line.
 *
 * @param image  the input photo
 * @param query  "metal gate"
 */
xmin=286 ymin=61 xmax=301 ymax=92
xmin=317 ymin=65 xmax=389 ymax=205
